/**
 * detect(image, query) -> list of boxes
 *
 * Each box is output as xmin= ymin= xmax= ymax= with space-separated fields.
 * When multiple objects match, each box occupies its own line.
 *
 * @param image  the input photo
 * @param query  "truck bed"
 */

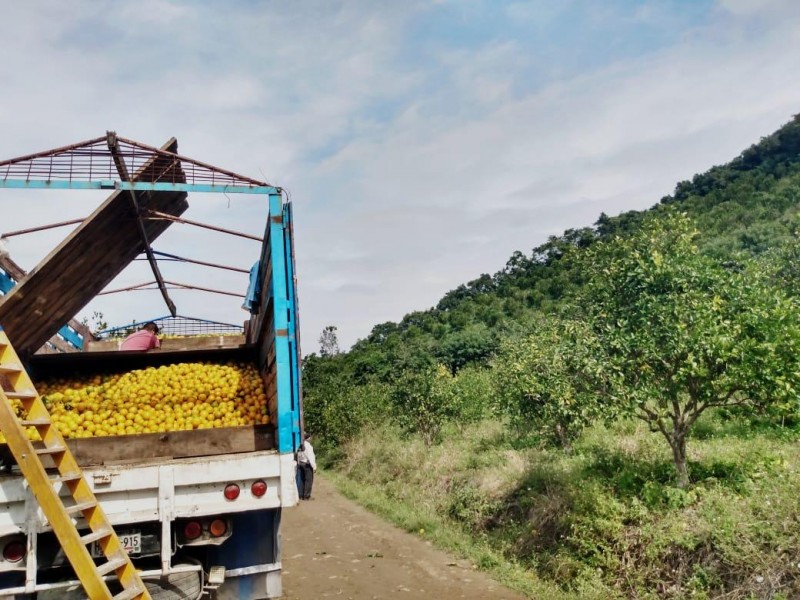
xmin=15 ymin=344 xmax=277 ymax=466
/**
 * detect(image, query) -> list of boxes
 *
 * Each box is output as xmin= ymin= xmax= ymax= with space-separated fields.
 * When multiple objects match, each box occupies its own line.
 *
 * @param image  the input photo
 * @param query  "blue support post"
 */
xmin=268 ymin=193 xmax=295 ymax=454
xmin=282 ymin=203 xmax=302 ymax=451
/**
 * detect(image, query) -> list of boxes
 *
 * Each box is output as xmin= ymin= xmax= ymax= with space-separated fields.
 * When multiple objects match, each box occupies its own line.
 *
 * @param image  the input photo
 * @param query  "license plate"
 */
xmin=92 ymin=531 xmax=141 ymax=557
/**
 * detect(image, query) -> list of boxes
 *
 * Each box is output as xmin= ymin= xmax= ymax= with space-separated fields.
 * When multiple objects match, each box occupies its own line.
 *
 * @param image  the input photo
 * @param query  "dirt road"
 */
xmin=281 ymin=476 xmax=526 ymax=599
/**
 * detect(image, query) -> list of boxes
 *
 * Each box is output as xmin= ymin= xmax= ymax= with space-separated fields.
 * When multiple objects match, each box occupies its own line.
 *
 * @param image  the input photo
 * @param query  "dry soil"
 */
xmin=281 ymin=476 xmax=527 ymax=599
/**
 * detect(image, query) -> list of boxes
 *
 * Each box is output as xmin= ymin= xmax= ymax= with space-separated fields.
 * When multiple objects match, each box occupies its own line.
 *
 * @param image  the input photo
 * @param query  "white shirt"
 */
xmin=303 ymin=441 xmax=317 ymax=471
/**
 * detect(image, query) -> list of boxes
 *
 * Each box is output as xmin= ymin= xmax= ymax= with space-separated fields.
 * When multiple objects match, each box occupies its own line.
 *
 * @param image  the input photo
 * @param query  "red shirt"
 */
xmin=120 ymin=330 xmax=161 ymax=351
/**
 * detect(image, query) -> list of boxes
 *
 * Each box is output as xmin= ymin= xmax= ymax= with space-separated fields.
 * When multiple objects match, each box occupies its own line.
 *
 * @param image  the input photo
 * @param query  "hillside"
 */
xmin=304 ymin=114 xmax=800 ymax=599
xmin=306 ymin=114 xmax=800 ymax=395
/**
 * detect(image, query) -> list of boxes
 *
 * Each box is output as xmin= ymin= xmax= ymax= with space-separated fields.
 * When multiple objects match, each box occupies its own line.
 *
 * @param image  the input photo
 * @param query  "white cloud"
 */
xmin=1 ymin=1 xmax=799 ymax=353
xmin=717 ymin=0 xmax=798 ymax=17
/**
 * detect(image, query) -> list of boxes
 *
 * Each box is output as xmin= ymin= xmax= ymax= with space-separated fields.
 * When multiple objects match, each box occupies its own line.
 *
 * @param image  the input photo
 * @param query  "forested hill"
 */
xmin=305 ymin=114 xmax=800 ymax=599
xmin=309 ymin=114 xmax=800 ymax=379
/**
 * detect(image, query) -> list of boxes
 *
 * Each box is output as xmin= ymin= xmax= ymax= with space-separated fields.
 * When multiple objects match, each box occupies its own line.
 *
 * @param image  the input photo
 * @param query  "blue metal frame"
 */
xmin=282 ymin=203 xmax=302 ymax=451
xmin=56 ymin=324 xmax=84 ymax=349
xmin=98 ymin=315 xmax=243 ymax=336
xmin=0 ymin=179 xmax=279 ymax=195
xmin=1 ymin=177 xmax=303 ymax=437
xmin=268 ymin=193 xmax=302 ymax=454
xmin=0 ymin=270 xmax=14 ymax=295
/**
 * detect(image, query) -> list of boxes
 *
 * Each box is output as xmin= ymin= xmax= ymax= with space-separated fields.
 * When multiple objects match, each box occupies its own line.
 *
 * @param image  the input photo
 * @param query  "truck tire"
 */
xmin=143 ymin=569 xmax=203 ymax=600
xmin=35 ymin=567 xmax=202 ymax=600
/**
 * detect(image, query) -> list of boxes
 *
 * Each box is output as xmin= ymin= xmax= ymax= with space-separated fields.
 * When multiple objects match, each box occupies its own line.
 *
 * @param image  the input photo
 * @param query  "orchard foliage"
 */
xmin=303 ymin=115 xmax=800 ymax=486
xmin=579 ymin=213 xmax=800 ymax=486
xmin=493 ymin=314 xmax=609 ymax=450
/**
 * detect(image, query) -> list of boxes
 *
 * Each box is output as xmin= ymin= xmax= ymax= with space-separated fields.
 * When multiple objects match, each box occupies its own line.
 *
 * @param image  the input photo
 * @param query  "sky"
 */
xmin=0 ymin=0 xmax=799 ymax=353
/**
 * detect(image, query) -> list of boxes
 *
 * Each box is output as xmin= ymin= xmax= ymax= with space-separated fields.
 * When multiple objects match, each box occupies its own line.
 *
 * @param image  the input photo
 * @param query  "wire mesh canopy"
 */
xmin=0 ymin=133 xmax=277 ymax=192
xmin=99 ymin=315 xmax=244 ymax=338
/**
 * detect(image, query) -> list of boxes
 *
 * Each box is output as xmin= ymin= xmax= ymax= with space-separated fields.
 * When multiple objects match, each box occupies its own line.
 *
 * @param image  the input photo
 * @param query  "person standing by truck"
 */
xmin=297 ymin=433 xmax=317 ymax=500
xmin=120 ymin=321 xmax=161 ymax=351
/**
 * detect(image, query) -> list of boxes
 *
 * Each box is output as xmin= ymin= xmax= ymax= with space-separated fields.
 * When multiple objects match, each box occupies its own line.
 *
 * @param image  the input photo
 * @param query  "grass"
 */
xmin=326 ymin=459 xmax=581 ymax=600
xmin=323 ymin=414 xmax=800 ymax=599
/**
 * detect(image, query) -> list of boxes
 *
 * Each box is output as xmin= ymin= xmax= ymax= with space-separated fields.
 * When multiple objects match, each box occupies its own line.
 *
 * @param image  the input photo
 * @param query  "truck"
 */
xmin=0 ymin=135 xmax=303 ymax=599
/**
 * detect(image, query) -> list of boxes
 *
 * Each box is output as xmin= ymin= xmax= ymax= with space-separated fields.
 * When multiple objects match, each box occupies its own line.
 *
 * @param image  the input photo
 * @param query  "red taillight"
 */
xmin=209 ymin=519 xmax=227 ymax=537
xmin=183 ymin=521 xmax=202 ymax=541
xmin=3 ymin=541 xmax=25 ymax=562
xmin=224 ymin=483 xmax=240 ymax=501
xmin=251 ymin=480 xmax=267 ymax=498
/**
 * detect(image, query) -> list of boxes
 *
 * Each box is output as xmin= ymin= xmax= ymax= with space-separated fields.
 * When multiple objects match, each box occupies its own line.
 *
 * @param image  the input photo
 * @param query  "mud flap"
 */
xmin=209 ymin=509 xmax=281 ymax=599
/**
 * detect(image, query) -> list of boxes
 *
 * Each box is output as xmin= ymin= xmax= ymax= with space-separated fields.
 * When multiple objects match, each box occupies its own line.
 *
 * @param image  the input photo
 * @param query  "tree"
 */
xmin=80 ymin=311 xmax=108 ymax=335
xmin=438 ymin=324 xmax=498 ymax=373
xmin=319 ymin=325 xmax=340 ymax=357
xmin=493 ymin=314 xmax=608 ymax=450
xmin=391 ymin=365 xmax=458 ymax=446
xmin=580 ymin=213 xmax=800 ymax=487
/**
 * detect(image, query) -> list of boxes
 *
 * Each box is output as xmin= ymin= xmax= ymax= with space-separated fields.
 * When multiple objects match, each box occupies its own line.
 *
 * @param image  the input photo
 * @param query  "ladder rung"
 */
xmin=80 ymin=527 xmax=112 ymax=546
xmin=112 ymin=585 xmax=146 ymax=600
xmin=64 ymin=500 xmax=97 ymax=516
xmin=19 ymin=418 xmax=51 ymax=427
xmin=34 ymin=445 xmax=66 ymax=456
xmin=51 ymin=472 xmax=83 ymax=485
xmin=3 ymin=390 xmax=37 ymax=400
xmin=96 ymin=554 xmax=128 ymax=576
xmin=0 ymin=334 xmax=151 ymax=599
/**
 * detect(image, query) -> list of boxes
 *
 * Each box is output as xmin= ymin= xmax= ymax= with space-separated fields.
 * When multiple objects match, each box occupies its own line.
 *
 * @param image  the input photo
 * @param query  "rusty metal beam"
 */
xmin=1 ymin=218 xmax=85 ymax=239
xmin=98 ymin=279 xmax=245 ymax=299
xmin=145 ymin=209 xmax=263 ymax=241
xmin=107 ymin=131 xmax=177 ymax=316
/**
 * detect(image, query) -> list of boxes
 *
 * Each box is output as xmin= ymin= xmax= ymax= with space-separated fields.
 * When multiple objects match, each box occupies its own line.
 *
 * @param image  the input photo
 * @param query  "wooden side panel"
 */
xmin=37 ymin=425 xmax=275 ymax=467
xmin=0 ymin=138 xmax=188 ymax=357
xmin=16 ymin=345 xmax=279 ymax=463
xmin=257 ymin=296 xmax=278 ymax=427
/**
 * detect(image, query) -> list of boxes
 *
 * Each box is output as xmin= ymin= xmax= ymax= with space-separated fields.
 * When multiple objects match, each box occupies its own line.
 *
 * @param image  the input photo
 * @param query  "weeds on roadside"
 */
xmin=328 ymin=413 xmax=800 ymax=599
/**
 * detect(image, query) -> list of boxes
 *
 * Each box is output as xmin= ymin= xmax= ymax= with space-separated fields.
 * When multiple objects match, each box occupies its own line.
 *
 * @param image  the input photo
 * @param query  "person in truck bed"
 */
xmin=120 ymin=322 xmax=162 ymax=351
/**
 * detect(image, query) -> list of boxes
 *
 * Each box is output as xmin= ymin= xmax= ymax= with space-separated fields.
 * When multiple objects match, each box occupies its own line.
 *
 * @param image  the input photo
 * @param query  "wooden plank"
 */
xmin=264 ymin=370 xmax=277 ymax=401
xmin=0 ymin=138 xmax=188 ymax=357
xmin=40 ymin=336 xmax=74 ymax=354
xmin=0 ymin=187 xmax=184 ymax=350
xmin=262 ymin=371 xmax=279 ymax=428
xmin=246 ymin=249 xmax=273 ymax=345
xmin=0 ymin=255 xmax=26 ymax=281
xmin=258 ymin=301 xmax=275 ymax=376
xmin=254 ymin=262 xmax=272 ymax=336
xmin=10 ymin=189 xmax=185 ymax=347
xmin=67 ymin=319 xmax=93 ymax=343
xmin=0 ymin=255 xmax=94 ymax=353
xmin=13 ymin=425 xmax=276 ymax=468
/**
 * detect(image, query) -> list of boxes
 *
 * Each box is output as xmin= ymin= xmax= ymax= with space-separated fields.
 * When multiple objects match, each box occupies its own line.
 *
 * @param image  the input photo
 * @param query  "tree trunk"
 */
xmin=669 ymin=430 xmax=690 ymax=488
xmin=554 ymin=422 xmax=573 ymax=454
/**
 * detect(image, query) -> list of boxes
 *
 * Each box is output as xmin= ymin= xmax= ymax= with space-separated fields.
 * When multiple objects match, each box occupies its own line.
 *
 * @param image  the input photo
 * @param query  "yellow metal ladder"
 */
xmin=0 ymin=328 xmax=150 ymax=600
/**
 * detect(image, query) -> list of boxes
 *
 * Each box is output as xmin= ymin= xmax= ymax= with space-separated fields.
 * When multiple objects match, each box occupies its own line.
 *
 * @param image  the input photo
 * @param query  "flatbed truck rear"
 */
xmin=0 ymin=198 xmax=303 ymax=599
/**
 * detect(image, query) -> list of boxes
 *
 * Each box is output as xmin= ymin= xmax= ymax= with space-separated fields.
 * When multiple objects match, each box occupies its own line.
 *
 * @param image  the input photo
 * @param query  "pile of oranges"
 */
xmin=13 ymin=362 xmax=269 ymax=441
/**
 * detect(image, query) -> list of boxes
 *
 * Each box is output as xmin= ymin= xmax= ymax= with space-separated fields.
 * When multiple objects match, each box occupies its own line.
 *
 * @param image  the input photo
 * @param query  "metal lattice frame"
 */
xmin=0 ymin=132 xmax=278 ymax=350
xmin=0 ymin=133 xmax=280 ymax=195
xmin=99 ymin=315 xmax=244 ymax=338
